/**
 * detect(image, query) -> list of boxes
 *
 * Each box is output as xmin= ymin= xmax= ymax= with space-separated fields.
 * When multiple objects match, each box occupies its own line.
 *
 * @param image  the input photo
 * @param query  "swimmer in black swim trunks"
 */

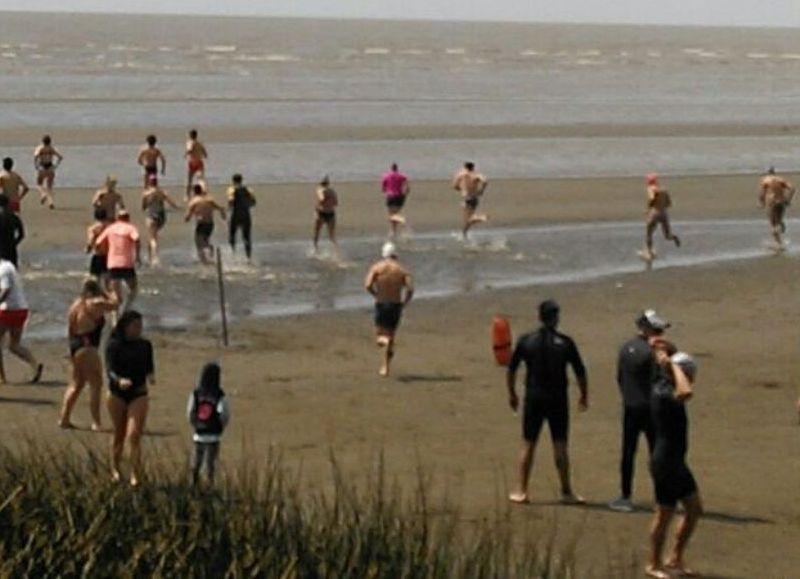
xmin=141 ymin=175 xmax=179 ymax=266
xmin=226 ymin=174 xmax=256 ymax=262
xmin=186 ymin=182 xmax=226 ymax=265
xmin=105 ymin=310 xmax=155 ymax=487
xmin=313 ymin=175 xmax=339 ymax=255
xmin=646 ymin=342 xmax=702 ymax=579
xmin=137 ymin=134 xmax=166 ymax=189
xmin=453 ymin=161 xmax=489 ymax=240
xmin=33 ymin=135 xmax=63 ymax=209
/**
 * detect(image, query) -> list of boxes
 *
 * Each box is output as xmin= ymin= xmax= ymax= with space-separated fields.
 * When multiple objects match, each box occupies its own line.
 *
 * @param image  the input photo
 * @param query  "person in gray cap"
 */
xmin=609 ymin=309 xmax=671 ymax=513
xmin=507 ymin=299 xmax=588 ymax=505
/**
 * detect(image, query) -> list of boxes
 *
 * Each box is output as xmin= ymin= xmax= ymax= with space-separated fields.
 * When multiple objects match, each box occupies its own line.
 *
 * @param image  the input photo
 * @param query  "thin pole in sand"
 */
xmin=216 ymin=247 xmax=229 ymax=347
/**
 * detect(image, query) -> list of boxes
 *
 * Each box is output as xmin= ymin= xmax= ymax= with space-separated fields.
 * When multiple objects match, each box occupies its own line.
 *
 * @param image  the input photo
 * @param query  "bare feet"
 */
xmin=58 ymin=421 xmax=76 ymax=430
xmin=665 ymin=560 xmax=698 ymax=577
xmin=644 ymin=565 xmax=670 ymax=579
xmin=508 ymin=492 xmax=529 ymax=505
xmin=130 ymin=476 xmax=141 ymax=488
xmin=379 ymin=365 xmax=389 ymax=377
xmin=111 ymin=470 xmax=122 ymax=484
xmin=90 ymin=423 xmax=103 ymax=433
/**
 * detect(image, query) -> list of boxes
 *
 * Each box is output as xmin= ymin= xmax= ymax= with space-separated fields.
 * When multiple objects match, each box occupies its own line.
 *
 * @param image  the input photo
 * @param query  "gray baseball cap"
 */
xmin=637 ymin=309 xmax=670 ymax=331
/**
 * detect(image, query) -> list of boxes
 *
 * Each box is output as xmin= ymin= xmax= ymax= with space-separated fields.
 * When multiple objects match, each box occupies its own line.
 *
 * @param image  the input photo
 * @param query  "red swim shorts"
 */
xmin=188 ymin=159 xmax=205 ymax=174
xmin=0 ymin=309 xmax=28 ymax=330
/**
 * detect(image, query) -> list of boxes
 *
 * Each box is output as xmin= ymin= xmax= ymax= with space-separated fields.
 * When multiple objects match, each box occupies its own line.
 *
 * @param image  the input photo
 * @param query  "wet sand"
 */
xmin=1 ymin=172 xmax=798 ymax=576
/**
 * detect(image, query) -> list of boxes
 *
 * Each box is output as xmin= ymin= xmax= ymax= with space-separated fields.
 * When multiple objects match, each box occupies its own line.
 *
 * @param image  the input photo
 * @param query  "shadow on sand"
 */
xmin=395 ymin=374 xmax=463 ymax=384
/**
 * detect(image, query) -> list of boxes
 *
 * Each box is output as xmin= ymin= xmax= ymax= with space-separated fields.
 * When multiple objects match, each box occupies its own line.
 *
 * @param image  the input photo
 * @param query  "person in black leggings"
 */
xmin=226 ymin=173 xmax=256 ymax=262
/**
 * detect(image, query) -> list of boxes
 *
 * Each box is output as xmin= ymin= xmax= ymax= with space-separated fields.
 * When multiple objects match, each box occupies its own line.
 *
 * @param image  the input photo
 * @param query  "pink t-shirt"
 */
xmin=96 ymin=222 xmax=140 ymax=269
xmin=381 ymin=171 xmax=408 ymax=199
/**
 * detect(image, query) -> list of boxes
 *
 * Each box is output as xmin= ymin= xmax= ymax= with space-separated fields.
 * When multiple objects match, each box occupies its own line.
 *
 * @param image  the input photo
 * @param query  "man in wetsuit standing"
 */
xmin=0 ymin=195 xmax=24 ymax=268
xmin=609 ymin=310 xmax=670 ymax=513
xmin=226 ymin=174 xmax=256 ymax=263
xmin=507 ymin=300 xmax=588 ymax=505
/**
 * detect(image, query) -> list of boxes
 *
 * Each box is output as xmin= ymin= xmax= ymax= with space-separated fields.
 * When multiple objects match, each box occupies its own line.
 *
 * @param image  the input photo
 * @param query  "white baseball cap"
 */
xmin=637 ymin=309 xmax=671 ymax=331
xmin=381 ymin=242 xmax=397 ymax=259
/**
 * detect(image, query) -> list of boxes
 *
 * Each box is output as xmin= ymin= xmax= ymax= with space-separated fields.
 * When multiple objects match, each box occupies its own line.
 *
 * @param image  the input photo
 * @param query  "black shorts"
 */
xmin=464 ymin=197 xmax=480 ymax=210
xmin=386 ymin=196 xmax=406 ymax=210
xmin=317 ymin=210 xmax=336 ymax=224
xmin=89 ymin=254 xmax=108 ymax=276
xmin=374 ymin=302 xmax=403 ymax=333
xmin=109 ymin=385 xmax=148 ymax=405
xmin=145 ymin=165 xmax=158 ymax=176
xmin=651 ymin=459 xmax=698 ymax=508
xmin=109 ymin=267 xmax=136 ymax=281
xmin=523 ymin=396 xmax=569 ymax=443
xmin=148 ymin=211 xmax=166 ymax=230
xmin=195 ymin=222 xmax=214 ymax=243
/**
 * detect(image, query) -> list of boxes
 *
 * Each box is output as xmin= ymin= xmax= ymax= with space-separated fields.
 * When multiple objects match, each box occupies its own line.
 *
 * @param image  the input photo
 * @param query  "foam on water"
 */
xmin=205 ymin=45 xmax=237 ymax=53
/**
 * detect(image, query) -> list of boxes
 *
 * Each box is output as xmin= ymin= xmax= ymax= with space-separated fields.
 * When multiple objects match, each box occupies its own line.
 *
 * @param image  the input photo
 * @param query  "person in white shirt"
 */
xmin=0 ymin=259 xmax=42 ymax=384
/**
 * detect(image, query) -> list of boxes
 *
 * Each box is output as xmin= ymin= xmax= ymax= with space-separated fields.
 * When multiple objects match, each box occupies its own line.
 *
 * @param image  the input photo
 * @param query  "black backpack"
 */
xmin=192 ymin=390 xmax=223 ymax=436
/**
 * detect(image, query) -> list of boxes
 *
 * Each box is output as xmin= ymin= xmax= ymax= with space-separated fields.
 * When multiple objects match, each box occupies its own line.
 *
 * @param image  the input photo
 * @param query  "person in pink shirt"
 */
xmin=381 ymin=163 xmax=410 ymax=239
xmin=95 ymin=210 xmax=142 ymax=315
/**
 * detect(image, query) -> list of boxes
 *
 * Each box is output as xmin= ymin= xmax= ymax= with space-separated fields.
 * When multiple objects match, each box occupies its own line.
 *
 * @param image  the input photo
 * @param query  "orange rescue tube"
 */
xmin=492 ymin=315 xmax=513 ymax=366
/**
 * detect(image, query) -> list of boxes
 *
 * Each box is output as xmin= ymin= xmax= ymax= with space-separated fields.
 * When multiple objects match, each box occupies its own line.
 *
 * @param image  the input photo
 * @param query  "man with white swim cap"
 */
xmin=364 ymin=242 xmax=414 ymax=377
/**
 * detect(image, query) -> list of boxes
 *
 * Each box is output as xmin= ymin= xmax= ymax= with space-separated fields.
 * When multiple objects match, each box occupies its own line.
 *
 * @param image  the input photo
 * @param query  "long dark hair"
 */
xmin=111 ymin=310 xmax=143 ymax=341
xmin=197 ymin=362 xmax=223 ymax=396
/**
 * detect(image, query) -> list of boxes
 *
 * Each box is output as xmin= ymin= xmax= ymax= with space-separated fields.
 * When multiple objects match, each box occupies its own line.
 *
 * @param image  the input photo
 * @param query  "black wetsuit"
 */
xmin=0 ymin=208 xmax=24 ymax=268
xmin=105 ymin=336 xmax=154 ymax=405
xmin=650 ymin=372 xmax=697 ymax=507
xmin=617 ymin=335 xmax=657 ymax=499
xmin=509 ymin=327 xmax=587 ymax=443
xmin=229 ymin=186 xmax=254 ymax=259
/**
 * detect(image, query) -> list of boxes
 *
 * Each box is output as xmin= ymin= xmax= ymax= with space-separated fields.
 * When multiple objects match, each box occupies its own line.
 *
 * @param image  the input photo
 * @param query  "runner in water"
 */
xmin=507 ymin=300 xmax=588 ymax=506
xmin=87 ymin=208 xmax=112 ymax=291
xmin=226 ymin=174 xmax=255 ymax=262
xmin=0 ymin=195 xmax=25 ymax=268
xmin=137 ymin=135 xmax=166 ymax=188
xmin=0 ymin=158 xmax=29 ymax=213
xmin=453 ymin=161 xmax=489 ymax=240
xmin=93 ymin=176 xmax=125 ymax=219
xmin=186 ymin=183 xmax=227 ymax=265
xmin=759 ymin=166 xmax=795 ymax=251
xmin=313 ymin=174 xmax=338 ymax=255
xmin=642 ymin=173 xmax=681 ymax=262
xmin=59 ymin=278 xmax=118 ymax=431
xmin=33 ymin=135 xmax=63 ymax=210
xmin=364 ymin=242 xmax=414 ymax=377
xmin=141 ymin=175 xmax=179 ymax=266
xmin=94 ymin=210 xmax=141 ymax=316
xmin=381 ymin=163 xmax=410 ymax=239
xmin=0 ymin=258 xmax=43 ymax=384
xmin=646 ymin=343 xmax=702 ymax=579
xmin=185 ymin=129 xmax=208 ymax=201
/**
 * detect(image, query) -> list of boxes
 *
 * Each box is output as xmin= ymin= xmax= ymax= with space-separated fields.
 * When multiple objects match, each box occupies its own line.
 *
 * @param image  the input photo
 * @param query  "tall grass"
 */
xmin=0 ymin=442 xmax=596 ymax=578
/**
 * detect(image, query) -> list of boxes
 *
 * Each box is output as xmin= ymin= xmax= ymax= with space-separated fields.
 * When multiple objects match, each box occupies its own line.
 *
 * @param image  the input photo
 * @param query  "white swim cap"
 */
xmin=671 ymin=352 xmax=697 ymax=381
xmin=381 ymin=242 xmax=397 ymax=259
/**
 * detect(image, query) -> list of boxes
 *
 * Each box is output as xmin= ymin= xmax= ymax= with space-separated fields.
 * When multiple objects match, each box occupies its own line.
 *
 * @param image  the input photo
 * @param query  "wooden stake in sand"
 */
xmin=216 ymin=247 xmax=229 ymax=347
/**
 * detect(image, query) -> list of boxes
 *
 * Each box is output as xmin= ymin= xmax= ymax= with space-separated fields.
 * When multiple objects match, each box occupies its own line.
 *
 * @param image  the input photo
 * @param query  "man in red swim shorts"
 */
xmin=185 ymin=129 xmax=208 ymax=201
xmin=0 ymin=258 xmax=42 ymax=384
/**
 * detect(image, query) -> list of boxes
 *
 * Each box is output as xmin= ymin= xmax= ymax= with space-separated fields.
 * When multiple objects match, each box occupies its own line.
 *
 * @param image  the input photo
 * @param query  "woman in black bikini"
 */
xmin=59 ymin=278 xmax=118 ymax=431
xmin=105 ymin=310 xmax=155 ymax=487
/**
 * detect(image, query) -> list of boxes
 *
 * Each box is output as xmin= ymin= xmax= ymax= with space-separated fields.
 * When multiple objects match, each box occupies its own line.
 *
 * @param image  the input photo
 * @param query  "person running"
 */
xmin=0 ymin=258 xmax=43 ymax=384
xmin=646 ymin=344 xmax=702 ymax=579
xmin=59 ymin=278 xmax=118 ymax=431
xmin=0 ymin=195 xmax=25 ymax=268
xmin=87 ymin=208 xmax=112 ymax=290
xmin=313 ymin=174 xmax=339 ymax=255
xmin=0 ymin=158 xmax=29 ymax=214
xmin=105 ymin=310 xmax=154 ymax=487
xmin=137 ymin=134 xmax=166 ymax=188
xmin=453 ymin=161 xmax=489 ymax=240
xmin=364 ymin=242 xmax=414 ymax=377
xmin=186 ymin=183 xmax=227 ymax=265
xmin=642 ymin=173 xmax=681 ymax=262
xmin=93 ymin=176 xmax=125 ymax=219
xmin=185 ymin=129 xmax=208 ymax=200
xmin=507 ymin=299 xmax=588 ymax=505
xmin=186 ymin=362 xmax=231 ymax=487
xmin=141 ymin=175 xmax=179 ymax=266
xmin=94 ymin=210 xmax=141 ymax=315
xmin=226 ymin=174 xmax=255 ymax=262
xmin=381 ymin=163 xmax=410 ymax=239
xmin=33 ymin=135 xmax=63 ymax=209
xmin=759 ymin=166 xmax=795 ymax=250
xmin=609 ymin=310 xmax=670 ymax=513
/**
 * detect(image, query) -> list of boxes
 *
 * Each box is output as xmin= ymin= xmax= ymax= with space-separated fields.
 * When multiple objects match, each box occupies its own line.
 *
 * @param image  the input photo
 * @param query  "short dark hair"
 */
xmin=538 ymin=299 xmax=560 ymax=324
xmin=189 ymin=129 xmax=198 ymax=139
xmin=193 ymin=184 xmax=204 ymax=196
xmin=94 ymin=207 xmax=108 ymax=221
xmin=232 ymin=173 xmax=243 ymax=184
xmin=465 ymin=162 xmax=475 ymax=171
xmin=3 ymin=158 xmax=13 ymax=171
xmin=146 ymin=135 xmax=157 ymax=146
xmin=391 ymin=163 xmax=398 ymax=171
xmin=43 ymin=135 xmax=52 ymax=146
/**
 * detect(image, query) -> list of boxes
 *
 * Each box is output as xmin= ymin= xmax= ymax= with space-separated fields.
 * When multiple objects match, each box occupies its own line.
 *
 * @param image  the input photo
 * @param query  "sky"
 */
xmin=0 ymin=0 xmax=798 ymax=28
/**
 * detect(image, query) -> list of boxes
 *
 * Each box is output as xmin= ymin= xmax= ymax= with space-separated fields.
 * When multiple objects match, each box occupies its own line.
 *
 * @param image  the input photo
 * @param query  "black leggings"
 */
xmin=192 ymin=441 xmax=220 ymax=485
xmin=229 ymin=217 xmax=252 ymax=258
xmin=620 ymin=405 xmax=655 ymax=499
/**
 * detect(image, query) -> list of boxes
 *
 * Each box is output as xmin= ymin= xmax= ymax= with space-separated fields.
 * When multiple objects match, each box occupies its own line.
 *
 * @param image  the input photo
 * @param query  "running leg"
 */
xmin=242 ymin=218 xmax=252 ymax=261
xmin=666 ymin=493 xmax=703 ymax=574
xmin=8 ymin=327 xmax=41 ymax=382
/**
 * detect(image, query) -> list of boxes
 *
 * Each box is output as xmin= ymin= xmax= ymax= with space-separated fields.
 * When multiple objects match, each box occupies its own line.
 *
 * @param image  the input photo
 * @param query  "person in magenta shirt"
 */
xmin=95 ymin=210 xmax=142 ymax=315
xmin=381 ymin=163 xmax=410 ymax=239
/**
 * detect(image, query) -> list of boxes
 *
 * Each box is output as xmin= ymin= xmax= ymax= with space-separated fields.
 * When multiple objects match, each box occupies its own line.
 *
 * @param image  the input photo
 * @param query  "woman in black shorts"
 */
xmin=105 ymin=310 xmax=155 ymax=487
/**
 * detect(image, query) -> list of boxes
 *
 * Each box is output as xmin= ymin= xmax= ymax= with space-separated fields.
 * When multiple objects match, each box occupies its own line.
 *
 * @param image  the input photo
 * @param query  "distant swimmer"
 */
xmin=137 ymin=134 xmax=166 ymax=188
xmin=87 ymin=207 xmax=112 ymax=290
xmin=186 ymin=183 xmax=227 ymax=265
xmin=507 ymin=300 xmax=588 ymax=506
xmin=0 ymin=196 xmax=25 ymax=268
xmin=0 ymin=258 xmax=43 ymax=384
xmin=59 ymin=278 xmax=118 ymax=431
xmin=185 ymin=129 xmax=208 ymax=200
xmin=95 ymin=210 xmax=141 ymax=316
xmin=0 ymin=157 xmax=29 ymax=213
xmin=313 ymin=174 xmax=339 ymax=255
xmin=93 ymin=176 xmax=125 ymax=219
xmin=141 ymin=175 xmax=179 ymax=266
xmin=381 ymin=163 xmax=410 ymax=239
xmin=226 ymin=174 xmax=256 ymax=262
xmin=642 ymin=173 xmax=681 ymax=262
xmin=364 ymin=242 xmax=414 ymax=377
xmin=453 ymin=161 xmax=489 ymax=240
xmin=33 ymin=135 xmax=63 ymax=210
xmin=759 ymin=166 xmax=795 ymax=250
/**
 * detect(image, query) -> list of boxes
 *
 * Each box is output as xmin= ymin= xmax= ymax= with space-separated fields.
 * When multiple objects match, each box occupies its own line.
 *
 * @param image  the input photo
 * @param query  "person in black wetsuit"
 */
xmin=507 ymin=299 xmax=589 ymax=505
xmin=646 ymin=343 xmax=702 ymax=579
xmin=105 ymin=310 xmax=155 ymax=487
xmin=609 ymin=309 xmax=671 ymax=513
xmin=0 ymin=195 xmax=24 ymax=268
xmin=226 ymin=174 xmax=256 ymax=262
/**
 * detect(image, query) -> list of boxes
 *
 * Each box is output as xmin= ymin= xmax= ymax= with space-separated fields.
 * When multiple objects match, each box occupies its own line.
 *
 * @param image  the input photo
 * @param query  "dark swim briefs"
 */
xmin=89 ymin=254 xmax=108 ymax=276
xmin=109 ymin=267 xmax=136 ymax=281
xmin=144 ymin=165 xmax=158 ymax=176
xmin=109 ymin=385 xmax=148 ymax=405
xmin=195 ymin=222 xmax=214 ymax=243
xmin=386 ymin=195 xmax=406 ymax=210
xmin=374 ymin=302 xmax=403 ymax=332
xmin=523 ymin=396 xmax=569 ymax=443
xmin=464 ymin=197 xmax=480 ymax=210
xmin=650 ymin=459 xmax=698 ymax=508
xmin=317 ymin=210 xmax=336 ymax=224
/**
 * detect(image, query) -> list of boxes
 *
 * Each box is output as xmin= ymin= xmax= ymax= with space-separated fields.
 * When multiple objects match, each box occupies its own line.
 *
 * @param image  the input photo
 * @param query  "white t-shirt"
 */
xmin=0 ymin=260 xmax=27 ymax=311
